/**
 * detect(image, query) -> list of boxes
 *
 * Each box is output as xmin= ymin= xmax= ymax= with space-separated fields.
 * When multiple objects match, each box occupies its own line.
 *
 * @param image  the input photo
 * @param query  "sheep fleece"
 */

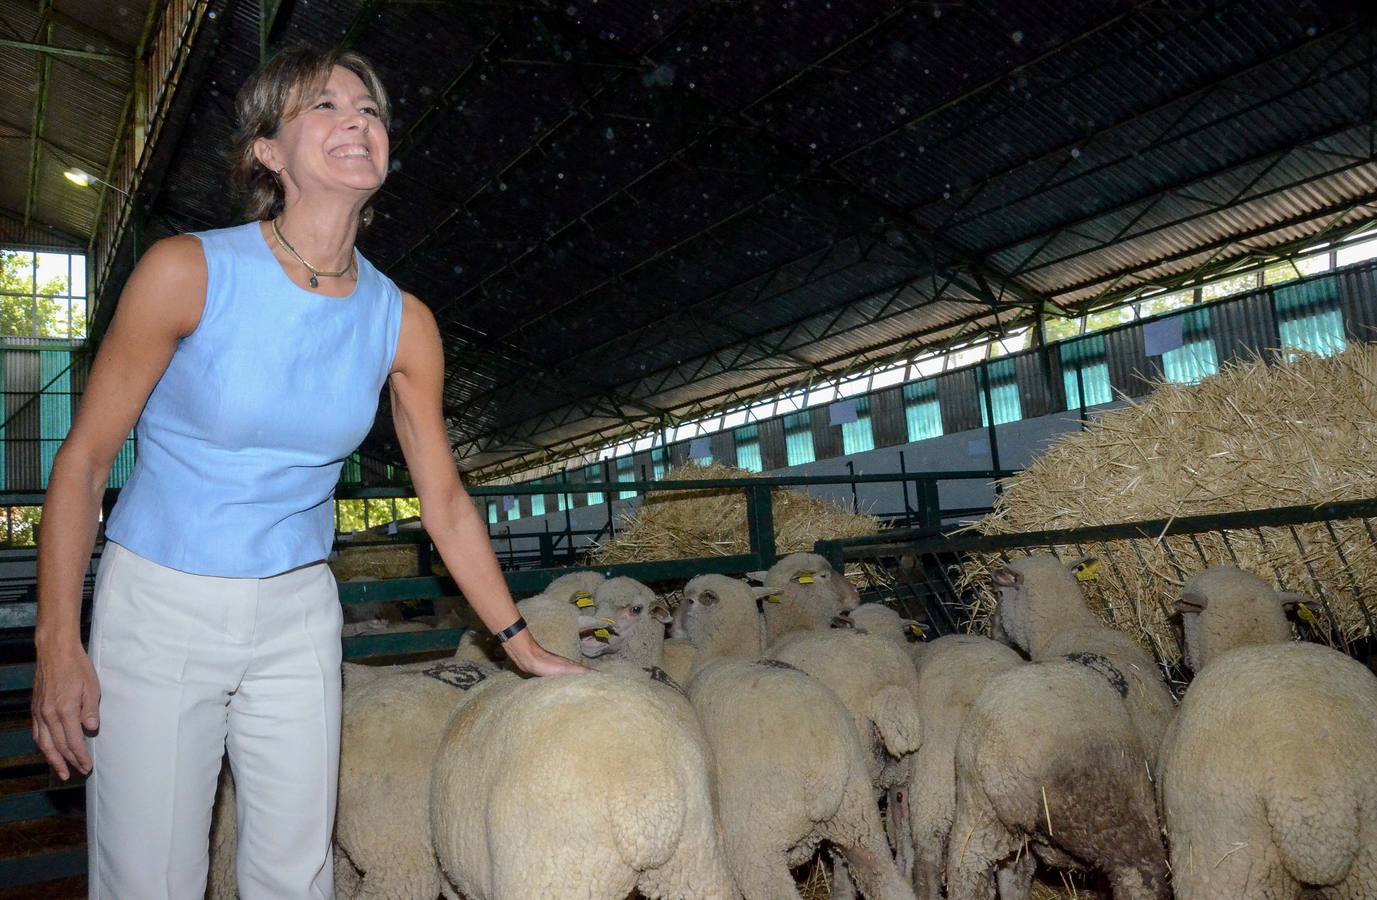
xmin=1161 ymin=642 xmax=1377 ymax=899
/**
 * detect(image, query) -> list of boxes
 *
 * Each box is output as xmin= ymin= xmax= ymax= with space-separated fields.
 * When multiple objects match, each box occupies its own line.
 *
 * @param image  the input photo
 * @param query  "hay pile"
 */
xmin=329 ymin=543 xmax=423 ymax=582
xmin=960 ymin=345 xmax=1377 ymax=666
xmin=587 ymin=463 xmax=882 ymax=565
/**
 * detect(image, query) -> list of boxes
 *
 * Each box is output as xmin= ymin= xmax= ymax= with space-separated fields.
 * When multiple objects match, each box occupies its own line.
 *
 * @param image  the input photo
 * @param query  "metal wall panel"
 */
xmin=1105 ymin=326 xmax=1151 ymax=398
xmin=758 ymin=417 xmax=787 ymax=471
xmin=870 ymin=386 xmax=907 ymax=450
xmin=810 ymin=406 xmax=840 ymax=461
xmin=1338 ymin=264 xmax=1377 ymax=344
xmin=1211 ymin=289 xmax=1278 ymax=365
xmin=1015 ymin=349 xmax=1061 ymax=419
xmin=937 ymin=368 xmax=981 ymax=435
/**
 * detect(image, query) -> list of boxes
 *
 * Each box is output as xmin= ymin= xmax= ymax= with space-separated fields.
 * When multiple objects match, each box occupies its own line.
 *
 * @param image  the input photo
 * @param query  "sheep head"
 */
xmin=832 ymin=603 xmax=923 ymax=646
xmin=1177 ymin=566 xmax=1303 ymax=672
xmin=675 ymin=574 xmax=770 ymax=661
xmin=757 ymin=552 xmax=861 ymax=642
xmin=990 ymin=554 xmax=1099 ymax=656
xmin=579 ymin=577 xmax=671 ymax=664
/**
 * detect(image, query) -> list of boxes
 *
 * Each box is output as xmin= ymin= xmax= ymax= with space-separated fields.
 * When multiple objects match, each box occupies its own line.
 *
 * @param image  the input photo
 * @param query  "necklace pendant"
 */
xmin=309 ymin=273 xmax=320 ymax=288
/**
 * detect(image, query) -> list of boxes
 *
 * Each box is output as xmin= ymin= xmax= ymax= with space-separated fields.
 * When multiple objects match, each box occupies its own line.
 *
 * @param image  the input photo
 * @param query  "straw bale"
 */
xmin=329 ymin=543 xmax=423 ymax=581
xmin=959 ymin=345 xmax=1377 ymax=666
xmin=586 ymin=463 xmax=882 ymax=566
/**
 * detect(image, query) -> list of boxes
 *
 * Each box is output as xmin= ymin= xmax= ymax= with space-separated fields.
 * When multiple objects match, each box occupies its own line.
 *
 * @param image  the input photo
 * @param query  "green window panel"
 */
xmin=505 ymin=496 xmax=520 ymax=521
xmin=902 ymin=381 xmax=943 ymax=442
xmin=979 ymin=360 xmax=1022 ymax=426
xmin=1161 ymin=308 xmax=1218 ymax=385
xmin=1275 ymin=279 xmax=1346 ymax=358
xmin=39 ymin=350 xmax=72 ymax=488
xmin=584 ymin=464 xmax=605 ymax=506
xmin=487 ymin=501 xmax=498 ymax=525
xmin=1062 ymin=363 xmax=1112 ymax=408
xmin=783 ymin=412 xmax=814 ymax=466
xmin=651 ymin=447 xmax=668 ymax=480
xmin=734 ymin=424 xmax=763 ymax=473
xmin=557 ymin=485 xmax=569 ymax=512
xmin=840 ymin=397 xmax=874 ymax=455
xmin=529 ymin=480 xmax=546 ymax=517
xmin=1059 ymin=336 xmax=1112 ymax=409
xmin=617 ymin=457 xmax=637 ymax=499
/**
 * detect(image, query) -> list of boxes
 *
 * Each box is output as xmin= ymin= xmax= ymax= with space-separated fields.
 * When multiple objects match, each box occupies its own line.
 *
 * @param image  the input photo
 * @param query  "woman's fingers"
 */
xmin=32 ymin=717 xmax=69 ymax=781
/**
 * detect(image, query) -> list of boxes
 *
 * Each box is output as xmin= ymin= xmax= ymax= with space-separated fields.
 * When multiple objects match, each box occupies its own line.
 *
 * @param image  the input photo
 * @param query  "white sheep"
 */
xmin=903 ymin=635 xmax=1024 ymax=900
xmin=429 ymin=669 xmax=736 ymax=900
xmin=990 ymin=554 xmax=1176 ymax=764
xmin=659 ymin=637 xmax=697 ymax=685
xmin=332 ymin=586 xmax=584 ymax=897
xmin=454 ymin=569 xmax=604 ymax=665
xmin=1160 ymin=567 xmax=1377 ymax=900
xmin=676 ymin=573 xmax=917 ymax=900
xmin=946 ymin=659 xmax=1170 ymax=900
xmin=752 ymin=552 xmax=861 ymax=645
xmin=578 ymin=576 xmax=672 ymax=669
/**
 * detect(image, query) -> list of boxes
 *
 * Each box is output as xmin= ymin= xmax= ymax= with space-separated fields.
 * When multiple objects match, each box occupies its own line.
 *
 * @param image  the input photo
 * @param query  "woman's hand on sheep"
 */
xmin=31 ymin=638 xmax=100 ymax=780
xmin=502 ymin=630 xmax=592 ymax=677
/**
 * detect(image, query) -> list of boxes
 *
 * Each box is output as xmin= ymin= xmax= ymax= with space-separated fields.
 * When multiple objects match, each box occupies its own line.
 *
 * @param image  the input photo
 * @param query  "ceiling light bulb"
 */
xmin=64 ymin=168 xmax=93 ymax=187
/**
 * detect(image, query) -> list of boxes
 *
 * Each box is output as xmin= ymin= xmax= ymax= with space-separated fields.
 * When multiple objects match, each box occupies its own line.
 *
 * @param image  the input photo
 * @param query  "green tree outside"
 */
xmin=0 ymin=249 xmax=84 ymax=337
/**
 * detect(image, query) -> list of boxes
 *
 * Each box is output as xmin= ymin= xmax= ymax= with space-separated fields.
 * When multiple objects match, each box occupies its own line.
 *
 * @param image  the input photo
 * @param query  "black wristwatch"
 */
xmin=495 ymin=615 xmax=528 ymax=644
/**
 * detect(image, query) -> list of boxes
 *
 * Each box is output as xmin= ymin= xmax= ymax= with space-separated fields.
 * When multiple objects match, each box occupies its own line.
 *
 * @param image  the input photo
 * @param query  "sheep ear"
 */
xmin=697 ymin=590 xmax=719 ymax=607
xmin=744 ymin=570 xmax=768 ymax=584
xmin=651 ymin=603 xmax=673 ymax=625
xmin=1277 ymin=591 xmax=1311 ymax=611
xmin=992 ymin=567 xmax=1021 ymax=588
xmin=1176 ymin=590 xmax=1206 ymax=615
xmin=1066 ymin=555 xmax=1098 ymax=575
xmin=749 ymin=585 xmax=777 ymax=601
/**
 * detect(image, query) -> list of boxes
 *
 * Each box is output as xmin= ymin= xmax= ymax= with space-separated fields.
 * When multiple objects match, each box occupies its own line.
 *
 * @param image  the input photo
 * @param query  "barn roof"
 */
xmin=7 ymin=0 xmax=1374 ymax=480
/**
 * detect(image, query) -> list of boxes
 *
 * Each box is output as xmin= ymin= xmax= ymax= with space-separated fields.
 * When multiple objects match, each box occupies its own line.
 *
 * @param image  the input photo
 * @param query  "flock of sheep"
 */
xmin=208 ymin=551 xmax=1377 ymax=900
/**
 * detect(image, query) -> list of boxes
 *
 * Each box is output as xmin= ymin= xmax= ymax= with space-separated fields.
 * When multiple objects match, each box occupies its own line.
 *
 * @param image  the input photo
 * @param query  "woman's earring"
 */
xmin=360 ymin=206 xmax=374 ymax=228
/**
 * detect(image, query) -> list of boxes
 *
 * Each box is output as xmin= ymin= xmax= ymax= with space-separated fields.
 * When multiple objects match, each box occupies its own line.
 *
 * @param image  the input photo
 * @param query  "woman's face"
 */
xmin=259 ymin=64 xmax=389 ymax=201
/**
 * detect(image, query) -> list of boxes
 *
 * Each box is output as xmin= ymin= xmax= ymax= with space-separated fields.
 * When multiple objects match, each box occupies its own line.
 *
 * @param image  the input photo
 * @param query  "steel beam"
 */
xmin=22 ymin=4 xmax=54 ymax=230
xmin=0 ymin=38 xmax=126 ymax=64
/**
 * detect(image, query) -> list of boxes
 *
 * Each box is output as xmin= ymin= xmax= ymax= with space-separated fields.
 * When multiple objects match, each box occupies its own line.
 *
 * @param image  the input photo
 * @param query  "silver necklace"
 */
xmin=270 ymin=217 xmax=355 ymax=289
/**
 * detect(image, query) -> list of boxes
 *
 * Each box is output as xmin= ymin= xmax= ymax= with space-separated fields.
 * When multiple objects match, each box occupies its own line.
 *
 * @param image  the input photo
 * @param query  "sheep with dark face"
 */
xmin=1160 ymin=567 xmax=1377 ymax=900
xmin=990 ymin=554 xmax=1176 ymax=766
xmin=753 ymin=552 xmax=861 ymax=645
xmin=675 ymin=574 xmax=916 ymax=900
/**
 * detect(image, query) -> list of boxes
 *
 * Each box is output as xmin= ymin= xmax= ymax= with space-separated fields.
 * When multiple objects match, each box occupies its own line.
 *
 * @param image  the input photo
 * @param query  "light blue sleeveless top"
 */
xmin=105 ymin=221 xmax=404 ymax=577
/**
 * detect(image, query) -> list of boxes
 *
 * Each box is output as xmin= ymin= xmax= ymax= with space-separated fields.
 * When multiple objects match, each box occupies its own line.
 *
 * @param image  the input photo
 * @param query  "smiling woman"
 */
xmin=32 ymin=44 xmax=586 ymax=900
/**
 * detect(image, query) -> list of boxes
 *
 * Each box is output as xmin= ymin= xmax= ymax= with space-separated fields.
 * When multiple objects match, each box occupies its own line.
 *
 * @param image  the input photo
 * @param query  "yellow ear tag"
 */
xmin=795 ymin=575 xmax=815 ymax=585
xmin=1296 ymin=603 xmax=1320 ymax=627
xmin=574 ymin=594 xmax=594 ymax=609
xmin=908 ymin=623 xmax=923 ymax=638
xmin=765 ymin=592 xmax=782 ymax=604
xmin=593 ymin=628 xmax=611 ymax=640
xmin=1073 ymin=561 xmax=1101 ymax=583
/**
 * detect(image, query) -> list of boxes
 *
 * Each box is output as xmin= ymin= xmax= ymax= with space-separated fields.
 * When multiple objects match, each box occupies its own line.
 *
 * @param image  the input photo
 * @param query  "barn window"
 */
xmin=1060 ymin=336 xmax=1112 ymax=409
xmin=1275 ymin=280 xmax=1345 ymax=358
xmin=616 ymin=456 xmax=637 ymax=499
xmin=584 ymin=463 xmax=605 ymax=506
xmin=1162 ymin=308 xmax=1218 ymax=385
xmin=839 ymin=397 xmax=875 ymax=455
xmin=979 ymin=359 xmax=1022 ymax=426
xmin=903 ymin=381 xmax=943 ymax=442
xmin=783 ymin=412 xmax=815 ymax=466
xmin=734 ymin=424 xmax=763 ymax=473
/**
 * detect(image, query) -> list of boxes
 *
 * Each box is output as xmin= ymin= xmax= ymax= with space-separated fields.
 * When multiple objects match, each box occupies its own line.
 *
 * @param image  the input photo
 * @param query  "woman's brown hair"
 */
xmin=227 ymin=46 xmax=391 ymax=224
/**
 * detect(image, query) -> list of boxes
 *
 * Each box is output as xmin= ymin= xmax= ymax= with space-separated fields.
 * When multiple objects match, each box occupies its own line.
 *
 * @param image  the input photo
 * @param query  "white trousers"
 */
xmin=86 ymin=541 xmax=343 ymax=899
